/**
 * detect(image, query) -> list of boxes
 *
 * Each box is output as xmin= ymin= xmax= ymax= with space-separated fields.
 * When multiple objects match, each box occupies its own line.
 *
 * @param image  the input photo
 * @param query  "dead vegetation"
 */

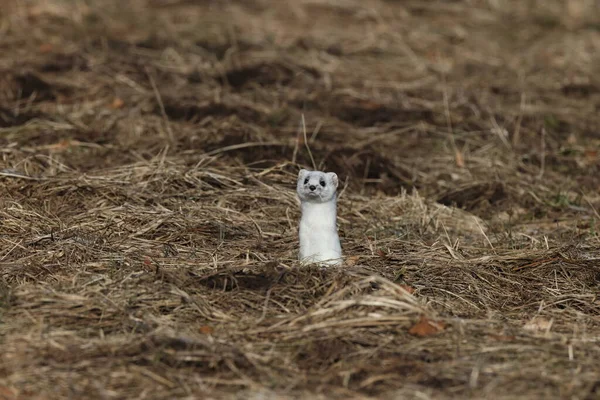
xmin=1 ymin=0 xmax=600 ymax=398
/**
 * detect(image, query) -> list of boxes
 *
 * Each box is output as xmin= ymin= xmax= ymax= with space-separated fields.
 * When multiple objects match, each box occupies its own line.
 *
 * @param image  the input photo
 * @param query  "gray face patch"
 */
xmin=297 ymin=169 xmax=339 ymax=203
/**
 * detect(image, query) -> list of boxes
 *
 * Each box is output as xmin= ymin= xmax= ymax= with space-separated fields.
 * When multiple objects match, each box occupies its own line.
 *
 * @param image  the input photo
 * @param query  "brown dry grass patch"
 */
xmin=1 ymin=0 xmax=600 ymax=399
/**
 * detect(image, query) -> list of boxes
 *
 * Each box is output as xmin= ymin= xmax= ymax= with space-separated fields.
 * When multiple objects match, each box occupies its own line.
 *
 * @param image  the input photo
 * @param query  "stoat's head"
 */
xmin=297 ymin=169 xmax=339 ymax=203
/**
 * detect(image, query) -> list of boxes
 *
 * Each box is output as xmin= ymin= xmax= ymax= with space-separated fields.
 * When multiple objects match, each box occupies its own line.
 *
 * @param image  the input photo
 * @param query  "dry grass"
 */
xmin=1 ymin=0 xmax=600 ymax=398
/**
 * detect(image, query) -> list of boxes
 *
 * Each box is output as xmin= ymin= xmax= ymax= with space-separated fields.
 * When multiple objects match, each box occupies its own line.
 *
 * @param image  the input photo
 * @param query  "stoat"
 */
xmin=296 ymin=169 xmax=342 ymax=266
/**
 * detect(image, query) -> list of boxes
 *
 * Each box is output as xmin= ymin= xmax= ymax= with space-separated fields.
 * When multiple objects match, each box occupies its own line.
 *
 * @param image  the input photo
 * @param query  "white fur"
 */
xmin=297 ymin=169 xmax=342 ymax=266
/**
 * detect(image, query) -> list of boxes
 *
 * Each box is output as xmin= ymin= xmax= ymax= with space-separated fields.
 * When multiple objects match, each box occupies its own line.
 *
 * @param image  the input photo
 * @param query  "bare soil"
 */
xmin=1 ymin=0 xmax=600 ymax=399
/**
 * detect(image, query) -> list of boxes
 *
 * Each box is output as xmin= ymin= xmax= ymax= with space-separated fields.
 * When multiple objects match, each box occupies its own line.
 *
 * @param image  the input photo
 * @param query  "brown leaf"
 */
xmin=488 ymin=334 xmax=515 ymax=342
xmin=47 ymin=139 xmax=71 ymax=152
xmin=0 ymin=385 xmax=17 ymax=400
xmin=584 ymin=149 xmax=598 ymax=163
xmin=199 ymin=325 xmax=214 ymax=335
xmin=39 ymin=43 xmax=54 ymax=53
xmin=345 ymin=255 xmax=360 ymax=266
xmin=523 ymin=317 xmax=552 ymax=332
xmin=408 ymin=315 xmax=446 ymax=337
xmin=577 ymin=221 xmax=590 ymax=229
xmin=398 ymin=284 xmax=415 ymax=295
xmin=110 ymin=97 xmax=125 ymax=109
xmin=455 ymin=149 xmax=465 ymax=168
xmin=357 ymin=99 xmax=382 ymax=110
xmin=56 ymin=94 xmax=71 ymax=104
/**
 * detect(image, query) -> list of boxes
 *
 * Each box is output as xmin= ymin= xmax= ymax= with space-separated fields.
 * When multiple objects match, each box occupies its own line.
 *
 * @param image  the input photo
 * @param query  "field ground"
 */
xmin=1 ymin=0 xmax=600 ymax=398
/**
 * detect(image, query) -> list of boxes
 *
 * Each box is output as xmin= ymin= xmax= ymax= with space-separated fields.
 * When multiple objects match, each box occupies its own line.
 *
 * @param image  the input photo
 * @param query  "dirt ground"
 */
xmin=1 ymin=0 xmax=600 ymax=399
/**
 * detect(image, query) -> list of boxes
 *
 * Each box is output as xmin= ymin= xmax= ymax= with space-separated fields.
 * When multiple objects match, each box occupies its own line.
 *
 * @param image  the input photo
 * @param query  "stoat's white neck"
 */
xmin=300 ymin=199 xmax=337 ymax=228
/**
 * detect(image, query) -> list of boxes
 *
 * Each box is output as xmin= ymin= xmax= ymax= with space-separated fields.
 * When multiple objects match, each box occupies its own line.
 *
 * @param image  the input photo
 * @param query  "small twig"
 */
xmin=473 ymin=216 xmax=495 ymax=253
xmin=302 ymin=114 xmax=317 ymax=170
xmin=442 ymin=77 xmax=461 ymax=167
xmin=309 ymin=120 xmax=323 ymax=142
xmin=205 ymin=141 xmax=284 ymax=156
xmin=0 ymin=170 xmax=43 ymax=181
xmin=292 ymin=124 xmax=301 ymax=164
xmin=537 ymin=127 xmax=546 ymax=179
xmin=512 ymin=92 xmax=526 ymax=148
xmin=255 ymin=287 xmax=273 ymax=324
xmin=583 ymin=194 xmax=600 ymax=220
xmin=146 ymin=67 xmax=174 ymax=144
xmin=337 ymin=175 xmax=350 ymax=201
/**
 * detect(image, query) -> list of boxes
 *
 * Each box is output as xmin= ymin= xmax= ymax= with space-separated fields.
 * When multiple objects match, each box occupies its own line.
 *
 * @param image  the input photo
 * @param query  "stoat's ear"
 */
xmin=298 ymin=169 xmax=309 ymax=181
xmin=327 ymin=172 xmax=339 ymax=189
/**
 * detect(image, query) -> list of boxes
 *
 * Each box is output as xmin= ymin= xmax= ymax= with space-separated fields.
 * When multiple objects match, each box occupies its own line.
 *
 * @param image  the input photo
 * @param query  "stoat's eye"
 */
xmin=304 ymin=178 xmax=309 ymax=184
xmin=320 ymin=180 xmax=326 ymax=187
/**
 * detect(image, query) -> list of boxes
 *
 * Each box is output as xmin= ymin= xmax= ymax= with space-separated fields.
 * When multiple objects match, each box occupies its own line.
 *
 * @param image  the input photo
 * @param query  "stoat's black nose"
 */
xmin=309 ymin=185 xmax=316 ymax=191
